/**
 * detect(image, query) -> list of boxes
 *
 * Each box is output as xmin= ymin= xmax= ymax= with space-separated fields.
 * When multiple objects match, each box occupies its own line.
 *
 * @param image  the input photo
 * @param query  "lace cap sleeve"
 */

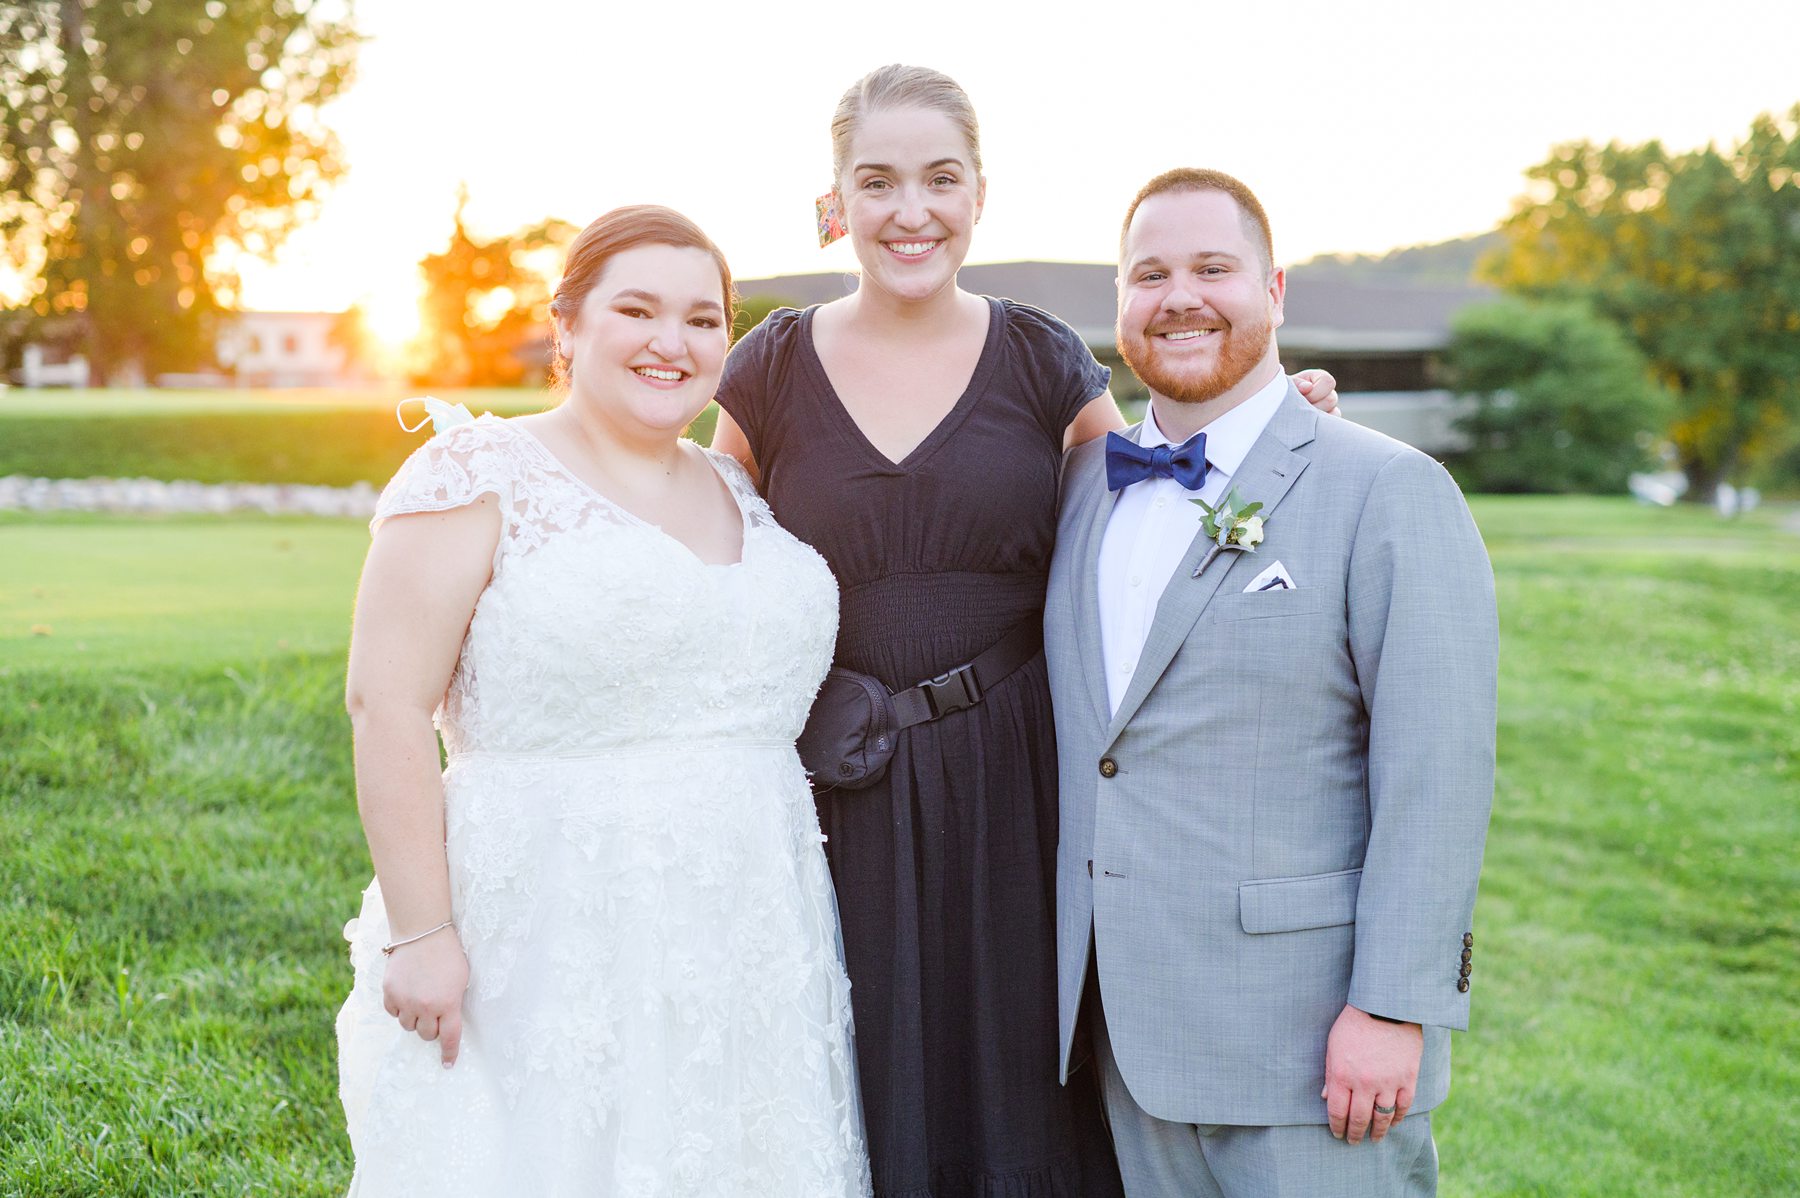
xmin=372 ymin=416 xmax=517 ymax=535
xmin=706 ymin=446 xmax=777 ymax=529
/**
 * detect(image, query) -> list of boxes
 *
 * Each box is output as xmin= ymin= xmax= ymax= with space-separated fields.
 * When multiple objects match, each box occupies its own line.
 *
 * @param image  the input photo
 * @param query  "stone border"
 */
xmin=0 ymin=475 xmax=378 ymax=518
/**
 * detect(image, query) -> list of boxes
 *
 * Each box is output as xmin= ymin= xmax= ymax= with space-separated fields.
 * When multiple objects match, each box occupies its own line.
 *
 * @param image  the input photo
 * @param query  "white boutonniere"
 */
xmin=1190 ymin=487 xmax=1266 ymax=578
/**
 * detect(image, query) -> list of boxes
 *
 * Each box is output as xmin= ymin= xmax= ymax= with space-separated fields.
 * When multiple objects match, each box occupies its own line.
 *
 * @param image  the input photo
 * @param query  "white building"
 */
xmin=18 ymin=344 xmax=90 ymax=387
xmin=214 ymin=311 xmax=351 ymax=387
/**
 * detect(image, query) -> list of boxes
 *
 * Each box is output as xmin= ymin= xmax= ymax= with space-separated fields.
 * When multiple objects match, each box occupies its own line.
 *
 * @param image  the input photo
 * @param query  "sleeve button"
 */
xmin=1457 ymin=978 xmax=1471 ymax=993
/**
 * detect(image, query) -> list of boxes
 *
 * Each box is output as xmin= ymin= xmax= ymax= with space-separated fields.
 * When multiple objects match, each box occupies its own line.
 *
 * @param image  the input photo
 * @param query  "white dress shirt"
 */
xmin=1097 ymin=370 xmax=1290 ymax=715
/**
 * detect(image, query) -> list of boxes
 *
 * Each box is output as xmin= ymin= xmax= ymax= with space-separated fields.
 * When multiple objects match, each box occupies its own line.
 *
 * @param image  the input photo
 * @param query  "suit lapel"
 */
xmin=1101 ymin=388 xmax=1319 ymax=746
xmin=1069 ymin=427 xmax=1135 ymax=730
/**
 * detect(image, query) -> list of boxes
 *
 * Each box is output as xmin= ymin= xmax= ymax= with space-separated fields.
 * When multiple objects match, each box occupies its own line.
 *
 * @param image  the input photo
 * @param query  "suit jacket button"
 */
xmin=1087 ymin=859 xmax=1094 ymax=878
xmin=1457 ymin=977 xmax=1471 ymax=993
xmin=1099 ymin=758 xmax=1118 ymax=778
xmin=1463 ymin=933 xmax=1474 ymax=948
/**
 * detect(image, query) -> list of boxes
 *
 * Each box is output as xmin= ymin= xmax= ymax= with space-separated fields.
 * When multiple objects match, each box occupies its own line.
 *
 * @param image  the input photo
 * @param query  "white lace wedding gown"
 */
xmin=336 ymin=416 xmax=871 ymax=1197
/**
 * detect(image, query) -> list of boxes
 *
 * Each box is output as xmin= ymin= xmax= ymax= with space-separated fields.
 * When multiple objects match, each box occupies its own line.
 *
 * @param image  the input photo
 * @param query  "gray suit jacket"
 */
xmin=1046 ymin=385 xmax=1498 ymax=1126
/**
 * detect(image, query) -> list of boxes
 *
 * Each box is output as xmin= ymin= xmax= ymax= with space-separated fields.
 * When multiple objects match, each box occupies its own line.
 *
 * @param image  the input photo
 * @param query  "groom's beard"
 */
xmin=1117 ymin=309 xmax=1274 ymax=405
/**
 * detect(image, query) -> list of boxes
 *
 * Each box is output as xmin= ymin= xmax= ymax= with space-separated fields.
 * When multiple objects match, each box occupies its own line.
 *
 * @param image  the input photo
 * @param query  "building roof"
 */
xmin=1281 ymin=279 xmax=1497 ymax=352
xmin=733 ymin=261 xmax=1495 ymax=354
xmin=733 ymin=262 xmax=1120 ymax=345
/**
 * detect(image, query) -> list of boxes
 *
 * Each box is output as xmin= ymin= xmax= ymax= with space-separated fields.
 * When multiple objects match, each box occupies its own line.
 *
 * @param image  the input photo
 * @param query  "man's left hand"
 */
xmin=1322 ymin=1003 xmax=1422 ymax=1144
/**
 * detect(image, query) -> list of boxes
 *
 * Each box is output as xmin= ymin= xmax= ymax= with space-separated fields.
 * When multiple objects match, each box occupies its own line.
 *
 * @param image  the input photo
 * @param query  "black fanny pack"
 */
xmin=798 ymin=622 xmax=1043 ymax=794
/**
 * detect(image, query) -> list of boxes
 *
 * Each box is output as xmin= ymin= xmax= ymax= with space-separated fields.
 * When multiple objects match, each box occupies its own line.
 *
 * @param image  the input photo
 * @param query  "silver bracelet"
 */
xmin=381 ymin=920 xmax=454 ymax=956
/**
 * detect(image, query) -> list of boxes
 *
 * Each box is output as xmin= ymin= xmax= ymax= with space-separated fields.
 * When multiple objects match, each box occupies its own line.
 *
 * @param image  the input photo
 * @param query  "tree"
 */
xmin=1290 ymin=232 xmax=1500 ymax=287
xmin=1447 ymin=297 xmax=1671 ymax=494
xmin=410 ymin=191 xmax=574 ymax=387
xmin=1486 ymin=106 xmax=1800 ymax=497
xmin=0 ymin=0 xmax=359 ymax=382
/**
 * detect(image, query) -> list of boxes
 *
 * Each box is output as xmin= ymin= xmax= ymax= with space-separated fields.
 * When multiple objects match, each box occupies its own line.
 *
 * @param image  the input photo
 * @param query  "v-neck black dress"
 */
xmin=717 ymin=298 xmax=1123 ymax=1198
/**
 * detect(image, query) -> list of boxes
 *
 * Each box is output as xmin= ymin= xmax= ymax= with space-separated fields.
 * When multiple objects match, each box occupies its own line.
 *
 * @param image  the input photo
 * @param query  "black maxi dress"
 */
xmin=716 ymin=299 xmax=1124 ymax=1198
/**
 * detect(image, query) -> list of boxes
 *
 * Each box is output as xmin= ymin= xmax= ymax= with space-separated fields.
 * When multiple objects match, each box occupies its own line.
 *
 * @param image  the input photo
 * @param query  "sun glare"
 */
xmin=0 ymin=264 xmax=31 ymax=307
xmin=361 ymin=286 xmax=425 ymax=353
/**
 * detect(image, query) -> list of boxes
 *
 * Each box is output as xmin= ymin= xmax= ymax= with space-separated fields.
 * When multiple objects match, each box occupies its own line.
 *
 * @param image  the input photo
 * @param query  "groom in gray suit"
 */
xmin=1045 ymin=168 xmax=1498 ymax=1196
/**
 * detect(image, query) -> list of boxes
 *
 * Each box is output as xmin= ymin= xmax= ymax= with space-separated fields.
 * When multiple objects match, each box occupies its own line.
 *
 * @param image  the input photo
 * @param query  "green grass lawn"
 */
xmin=1 ymin=497 xmax=1795 ymax=1195
xmin=0 ymin=513 xmax=368 ymax=672
xmin=0 ymin=387 xmax=721 ymax=486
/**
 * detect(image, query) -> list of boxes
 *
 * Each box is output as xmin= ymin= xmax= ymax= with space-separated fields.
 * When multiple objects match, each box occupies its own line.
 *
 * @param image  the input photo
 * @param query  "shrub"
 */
xmin=1448 ymin=298 xmax=1671 ymax=493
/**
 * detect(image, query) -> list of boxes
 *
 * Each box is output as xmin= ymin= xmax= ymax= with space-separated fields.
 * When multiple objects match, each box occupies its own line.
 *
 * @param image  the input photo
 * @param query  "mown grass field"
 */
xmin=0 ymin=388 xmax=720 ymax=486
xmin=0 ymin=513 xmax=367 ymax=673
xmin=1 ymin=497 xmax=1796 ymax=1196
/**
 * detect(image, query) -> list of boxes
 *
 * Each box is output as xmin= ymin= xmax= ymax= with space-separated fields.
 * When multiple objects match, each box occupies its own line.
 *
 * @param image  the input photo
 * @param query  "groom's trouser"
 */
xmin=1092 ymin=1001 xmax=1438 ymax=1198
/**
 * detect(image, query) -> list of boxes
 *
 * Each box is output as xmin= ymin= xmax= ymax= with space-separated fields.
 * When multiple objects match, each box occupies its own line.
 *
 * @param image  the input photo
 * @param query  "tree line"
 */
xmin=1 ymin=7 xmax=1793 ymax=494
xmin=1 ymin=0 xmax=357 ymax=381
xmin=1456 ymin=104 xmax=1800 ymax=497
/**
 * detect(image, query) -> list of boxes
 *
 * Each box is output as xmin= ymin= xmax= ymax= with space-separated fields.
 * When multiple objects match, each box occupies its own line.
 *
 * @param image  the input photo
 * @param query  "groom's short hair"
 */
xmin=1120 ymin=168 xmax=1275 ymax=277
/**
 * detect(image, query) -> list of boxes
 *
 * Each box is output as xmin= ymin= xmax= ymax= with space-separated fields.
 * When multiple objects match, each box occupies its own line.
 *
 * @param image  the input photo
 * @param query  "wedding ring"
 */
xmin=1374 ymin=1103 xmax=1397 ymax=1115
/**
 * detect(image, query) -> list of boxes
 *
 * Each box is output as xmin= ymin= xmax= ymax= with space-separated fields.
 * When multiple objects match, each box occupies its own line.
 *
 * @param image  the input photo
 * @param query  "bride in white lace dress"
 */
xmin=336 ymin=206 xmax=870 ymax=1197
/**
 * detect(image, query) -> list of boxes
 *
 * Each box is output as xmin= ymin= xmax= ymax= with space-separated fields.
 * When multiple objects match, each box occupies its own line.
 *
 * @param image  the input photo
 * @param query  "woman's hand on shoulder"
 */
xmin=1293 ymin=368 xmax=1341 ymax=415
xmin=381 ymin=926 xmax=470 ymax=1068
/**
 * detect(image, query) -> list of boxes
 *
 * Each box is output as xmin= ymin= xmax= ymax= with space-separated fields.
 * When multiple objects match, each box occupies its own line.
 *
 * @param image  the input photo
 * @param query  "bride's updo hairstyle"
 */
xmin=548 ymin=204 xmax=736 ymax=390
xmin=830 ymin=64 xmax=983 ymax=185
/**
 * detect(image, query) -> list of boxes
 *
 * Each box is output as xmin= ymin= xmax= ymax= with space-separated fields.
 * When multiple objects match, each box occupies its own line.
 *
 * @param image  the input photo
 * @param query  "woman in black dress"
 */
xmin=713 ymin=65 xmax=1337 ymax=1197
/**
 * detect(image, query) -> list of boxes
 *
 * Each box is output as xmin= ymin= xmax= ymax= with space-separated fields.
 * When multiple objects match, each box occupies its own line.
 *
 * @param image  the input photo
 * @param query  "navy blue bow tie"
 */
xmin=1105 ymin=429 xmax=1211 ymax=491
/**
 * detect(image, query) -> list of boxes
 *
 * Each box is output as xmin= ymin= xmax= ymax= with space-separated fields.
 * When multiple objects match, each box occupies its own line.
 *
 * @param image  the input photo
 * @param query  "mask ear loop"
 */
xmin=816 ymin=190 xmax=848 ymax=247
xmin=396 ymin=398 xmax=432 ymax=433
xmin=395 ymin=396 xmax=477 ymax=437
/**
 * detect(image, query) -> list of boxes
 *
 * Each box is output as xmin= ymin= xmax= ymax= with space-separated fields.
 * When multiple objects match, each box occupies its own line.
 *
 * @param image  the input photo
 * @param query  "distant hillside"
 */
xmin=1289 ymin=232 xmax=1502 ymax=287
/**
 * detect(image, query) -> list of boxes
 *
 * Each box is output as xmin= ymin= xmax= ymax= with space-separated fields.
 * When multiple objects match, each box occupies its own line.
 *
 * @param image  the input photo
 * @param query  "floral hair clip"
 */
xmin=815 ymin=191 xmax=847 ymax=247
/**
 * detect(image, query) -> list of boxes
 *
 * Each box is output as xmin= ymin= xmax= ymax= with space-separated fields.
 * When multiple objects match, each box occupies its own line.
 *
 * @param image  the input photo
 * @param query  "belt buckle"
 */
xmin=920 ymin=662 xmax=981 ymax=718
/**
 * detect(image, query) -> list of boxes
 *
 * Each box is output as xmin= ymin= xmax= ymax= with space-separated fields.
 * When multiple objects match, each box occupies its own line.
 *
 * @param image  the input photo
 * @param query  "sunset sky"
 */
xmin=235 ymin=0 xmax=1799 ymax=341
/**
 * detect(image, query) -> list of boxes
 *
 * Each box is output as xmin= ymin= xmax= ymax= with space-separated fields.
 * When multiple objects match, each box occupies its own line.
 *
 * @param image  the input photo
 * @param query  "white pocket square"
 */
xmin=1243 ymin=560 xmax=1296 ymax=592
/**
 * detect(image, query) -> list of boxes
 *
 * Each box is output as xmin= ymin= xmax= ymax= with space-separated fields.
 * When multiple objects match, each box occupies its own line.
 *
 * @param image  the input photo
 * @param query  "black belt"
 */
xmin=888 ymin=622 xmax=1043 ymax=729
